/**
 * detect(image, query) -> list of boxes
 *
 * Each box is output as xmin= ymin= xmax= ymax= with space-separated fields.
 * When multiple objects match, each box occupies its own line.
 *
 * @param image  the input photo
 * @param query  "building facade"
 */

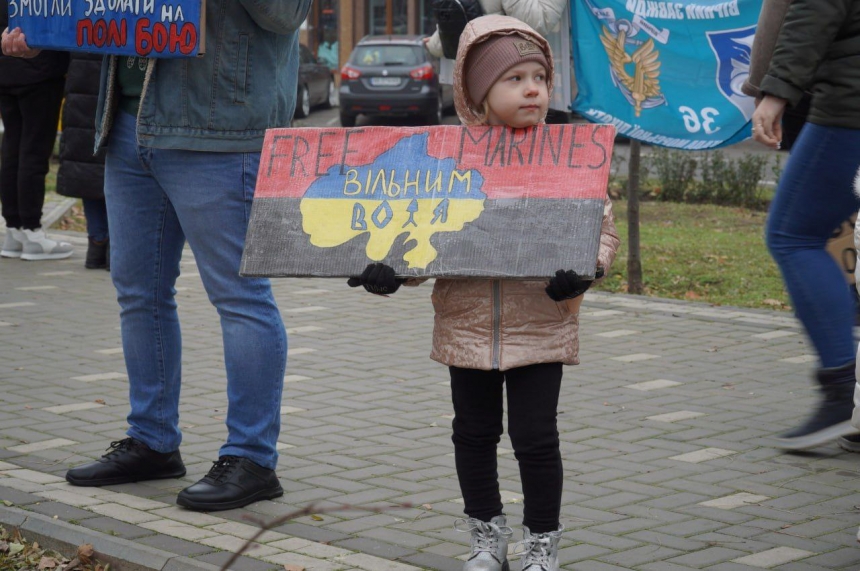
xmin=304 ymin=0 xmax=438 ymax=74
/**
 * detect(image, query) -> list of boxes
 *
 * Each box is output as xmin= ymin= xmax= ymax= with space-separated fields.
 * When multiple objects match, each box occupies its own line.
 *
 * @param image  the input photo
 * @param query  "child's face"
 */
xmin=484 ymin=61 xmax=549 ymax=129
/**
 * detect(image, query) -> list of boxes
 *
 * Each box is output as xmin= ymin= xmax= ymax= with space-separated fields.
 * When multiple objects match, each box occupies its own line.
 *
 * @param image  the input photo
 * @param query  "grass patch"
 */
xmin=594 ymin=200 xmax=793 ymax=311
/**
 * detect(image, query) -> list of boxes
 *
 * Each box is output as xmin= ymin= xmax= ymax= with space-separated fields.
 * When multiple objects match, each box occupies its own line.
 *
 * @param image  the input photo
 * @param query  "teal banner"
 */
xmin=572 ymin=0 xmax=761 ymax=149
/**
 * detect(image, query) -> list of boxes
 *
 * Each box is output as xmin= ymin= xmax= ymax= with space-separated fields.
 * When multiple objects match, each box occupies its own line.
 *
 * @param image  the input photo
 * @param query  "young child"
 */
xmin=349 ymin=15 xmax=619 ymax=571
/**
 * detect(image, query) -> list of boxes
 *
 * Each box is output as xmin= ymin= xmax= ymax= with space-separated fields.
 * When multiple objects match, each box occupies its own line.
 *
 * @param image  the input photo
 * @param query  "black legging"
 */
xmin=0 ymin=77 xmax=65 ymax=230
xmin=450 ymin=362 xmax=563 ymax=533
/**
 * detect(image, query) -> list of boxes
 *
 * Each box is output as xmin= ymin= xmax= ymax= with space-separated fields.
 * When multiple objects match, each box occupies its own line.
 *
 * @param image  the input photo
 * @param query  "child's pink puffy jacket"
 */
xmin=416 ymin=16 xmax=620 ymax=371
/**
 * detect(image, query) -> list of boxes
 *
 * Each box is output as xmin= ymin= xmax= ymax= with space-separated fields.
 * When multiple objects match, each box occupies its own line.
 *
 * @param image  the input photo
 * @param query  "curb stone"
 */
xmin=0 ymin=506 xmax=220 ymax=571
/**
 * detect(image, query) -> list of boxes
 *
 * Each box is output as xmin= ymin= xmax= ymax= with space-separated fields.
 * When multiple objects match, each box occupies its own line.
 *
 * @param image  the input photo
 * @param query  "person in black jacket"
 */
xmin=0 ymin=1 xmax=73 ymax=260
xmin=56 ymin=53 xmax=109 ymax=269
xmin=752 ymin=0 xmax=860 ymax=451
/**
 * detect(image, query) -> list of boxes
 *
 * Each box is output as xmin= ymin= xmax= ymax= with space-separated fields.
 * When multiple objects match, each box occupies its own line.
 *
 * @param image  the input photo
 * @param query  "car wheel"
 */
xmin=295 ymin=85 xmax=311 ymax=118
xmin=340 ymin=111 xmax=356 ymax=127
xmin=322 ymin=78 xmax=336 ymax=109
xmin=426 ymin=93 xmax=443 ymax=125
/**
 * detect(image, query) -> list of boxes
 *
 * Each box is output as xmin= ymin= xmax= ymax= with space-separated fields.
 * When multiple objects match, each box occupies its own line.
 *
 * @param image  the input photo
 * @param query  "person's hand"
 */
xmin=751 ymin=95 xmax=786 ymax=150
xmin=347 ymin=263 xmax=405 ymax=295
xmin=546 ymin=270 xmax=594 ymax=301
xmin=1 ymin=27 xmax=41 ymax=58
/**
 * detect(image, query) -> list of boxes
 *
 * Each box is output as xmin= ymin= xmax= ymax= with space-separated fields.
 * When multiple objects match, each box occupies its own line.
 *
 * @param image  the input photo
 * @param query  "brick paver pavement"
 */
xmin=1 ymin=228 xmax=859 ymax=571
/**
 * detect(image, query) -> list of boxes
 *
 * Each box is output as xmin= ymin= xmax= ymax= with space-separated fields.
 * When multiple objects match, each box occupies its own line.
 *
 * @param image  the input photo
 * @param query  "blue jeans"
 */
xmin=766 ymin=123 xmax=860 ymax=369
xmin=104 ymin=111 xmax=287 ymax=469
xmin=82 ymin=198 xmax=109 ymax=242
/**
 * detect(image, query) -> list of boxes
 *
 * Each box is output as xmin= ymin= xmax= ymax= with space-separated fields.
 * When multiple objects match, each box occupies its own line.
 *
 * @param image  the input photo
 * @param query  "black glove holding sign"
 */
xmin=347 ymin=263 xmax=406 ymax=295
xmin=545 ymin=267 xmax=604 ymax=301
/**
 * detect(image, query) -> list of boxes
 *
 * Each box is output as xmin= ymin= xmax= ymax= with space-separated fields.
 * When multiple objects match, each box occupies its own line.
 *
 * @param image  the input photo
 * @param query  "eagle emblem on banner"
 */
xmin=600 ymin=25 xmax=665 ymax=117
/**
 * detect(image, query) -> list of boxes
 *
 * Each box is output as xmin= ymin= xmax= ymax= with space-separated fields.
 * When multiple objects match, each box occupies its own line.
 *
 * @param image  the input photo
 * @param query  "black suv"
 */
xmin=339 ymin=35 xmax=453 ymax=127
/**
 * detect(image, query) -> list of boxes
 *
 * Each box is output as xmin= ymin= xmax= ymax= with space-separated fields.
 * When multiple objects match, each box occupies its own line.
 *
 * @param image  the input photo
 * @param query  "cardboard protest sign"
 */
xmin=8 ymin=0 xmax=204 ymax=57
xmin=241 ymin=124 xmax=614 ymax=279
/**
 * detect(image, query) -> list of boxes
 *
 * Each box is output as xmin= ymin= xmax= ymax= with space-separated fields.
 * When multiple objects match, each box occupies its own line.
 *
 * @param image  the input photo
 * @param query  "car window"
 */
xmin=352 ymin=45 xmax=423 ymax=66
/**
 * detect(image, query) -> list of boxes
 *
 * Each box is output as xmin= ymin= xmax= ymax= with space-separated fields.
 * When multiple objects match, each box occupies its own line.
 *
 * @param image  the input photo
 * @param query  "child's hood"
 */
xmin=453 ymin=14 xmax=554 ymax=126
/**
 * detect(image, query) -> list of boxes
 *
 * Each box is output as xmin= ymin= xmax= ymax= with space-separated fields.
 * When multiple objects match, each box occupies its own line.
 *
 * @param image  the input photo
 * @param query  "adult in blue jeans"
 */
xmin=3 ymin=0 xmax=313 ymax=511
xmin=752 ymin=0 xmax=860 ymax=451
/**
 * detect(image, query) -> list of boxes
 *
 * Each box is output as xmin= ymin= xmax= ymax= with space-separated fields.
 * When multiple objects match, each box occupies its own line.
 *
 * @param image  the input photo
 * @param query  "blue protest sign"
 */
xmin=8 ymin=0 xmax=204 ymax=57
xmin=571 ymin=0 xmax=760 ymax=149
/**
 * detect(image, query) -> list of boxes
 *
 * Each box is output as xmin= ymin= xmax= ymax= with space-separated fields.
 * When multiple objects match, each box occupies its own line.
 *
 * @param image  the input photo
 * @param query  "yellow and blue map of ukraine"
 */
xmin=301 ymin=133 xmax=486 ymax=270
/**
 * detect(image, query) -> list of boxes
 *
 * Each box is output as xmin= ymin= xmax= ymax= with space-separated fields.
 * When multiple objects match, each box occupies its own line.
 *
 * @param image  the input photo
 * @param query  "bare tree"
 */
xmin=218 ymin=502 xmax=412 ymax=570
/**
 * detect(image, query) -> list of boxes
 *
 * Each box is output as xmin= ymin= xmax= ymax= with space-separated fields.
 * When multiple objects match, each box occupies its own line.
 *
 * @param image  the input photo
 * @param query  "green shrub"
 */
xmin=648 ymin=148 xmax=770 ymax=209
xmin=650 ymin=147 xmax=696 ymax=202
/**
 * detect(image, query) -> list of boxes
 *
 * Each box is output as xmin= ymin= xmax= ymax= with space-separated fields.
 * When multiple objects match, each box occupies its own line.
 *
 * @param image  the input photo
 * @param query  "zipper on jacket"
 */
xmin=492 ymin=280 xmax=501 ymax=369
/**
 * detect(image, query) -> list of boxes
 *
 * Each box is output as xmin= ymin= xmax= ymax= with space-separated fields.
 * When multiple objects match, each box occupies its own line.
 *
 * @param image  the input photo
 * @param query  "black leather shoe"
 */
xmin=176 ymin=456 xmax=283 ymax=511
xmin=66 ymin=437 xmax=186 ymax=486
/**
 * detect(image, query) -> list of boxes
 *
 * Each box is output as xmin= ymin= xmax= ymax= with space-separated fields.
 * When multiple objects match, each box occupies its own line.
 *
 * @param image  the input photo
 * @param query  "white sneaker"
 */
xmin=1 ymin=228 xmax=24 ymax=258
xmin=20 ymin=228 xmax=74 ymax=261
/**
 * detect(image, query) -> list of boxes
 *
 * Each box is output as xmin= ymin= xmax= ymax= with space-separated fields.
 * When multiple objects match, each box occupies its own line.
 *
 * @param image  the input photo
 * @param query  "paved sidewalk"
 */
xmin=1 ymin=228 xmax=859 ymax=571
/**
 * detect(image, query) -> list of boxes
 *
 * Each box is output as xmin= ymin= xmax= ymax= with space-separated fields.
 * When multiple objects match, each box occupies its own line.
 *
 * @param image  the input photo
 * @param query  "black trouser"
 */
xmin=0 ymin=77 xmax=65 ymax=230
xmin=450 ymin=362 xmax=563 ymax=533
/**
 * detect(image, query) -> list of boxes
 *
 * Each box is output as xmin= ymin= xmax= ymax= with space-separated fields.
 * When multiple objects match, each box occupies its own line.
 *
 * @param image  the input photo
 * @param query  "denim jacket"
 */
xmin=94 ymin=0 xmax=312 ymax=153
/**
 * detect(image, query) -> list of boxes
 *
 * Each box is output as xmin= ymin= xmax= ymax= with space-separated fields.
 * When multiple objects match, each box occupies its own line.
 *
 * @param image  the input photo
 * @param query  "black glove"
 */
xmin=347 ymin=263 xmax=405 ymax=295
xmin=546 ymin=269 xmax=593 ymax=301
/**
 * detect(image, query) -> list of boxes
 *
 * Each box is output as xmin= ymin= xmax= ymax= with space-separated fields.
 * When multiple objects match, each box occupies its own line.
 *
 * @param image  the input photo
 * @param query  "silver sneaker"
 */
xmin=1 ymin=229 xmax=24 ymax=258
xmin=455 ymin=515 xmax=513 ymax=571
xmin=20 ymin=228 xmax=74 ymax=261
xmin=516 ymin=525 xmax=563 ymax=571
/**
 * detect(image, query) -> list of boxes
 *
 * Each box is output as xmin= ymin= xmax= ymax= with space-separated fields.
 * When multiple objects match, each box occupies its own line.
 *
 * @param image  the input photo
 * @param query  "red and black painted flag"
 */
xmin=241 ymin=123 xmax=614 ymax=279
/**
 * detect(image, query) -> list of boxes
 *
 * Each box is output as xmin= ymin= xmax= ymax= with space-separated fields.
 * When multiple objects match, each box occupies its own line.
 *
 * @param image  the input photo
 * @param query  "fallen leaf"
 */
xmin=0 ymin=540 xmax=8 ymax=552
xmin=284 ymin=565 xmax=306 ymax=571
xmin=38 ymin=556 xmax=59 ymax=569
xmin=684 ymin=291 xmax=701 ymax=300
xmin=421 ymin=503 xmax=433 ymax=510
xmin=3 ymin=500 xmax=13 ymax=507
xmin=762 ymin=298 xmax=783 ymax=307
xmin=95 ymin=399 xmax=105 ymax=404
xmin=8 ymin=542 xmax=24 ymax=555
xmin=310 ymin=514 xmax=323 ymax=521
xmin=77 ymin=543 xmax=95 ymax=564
